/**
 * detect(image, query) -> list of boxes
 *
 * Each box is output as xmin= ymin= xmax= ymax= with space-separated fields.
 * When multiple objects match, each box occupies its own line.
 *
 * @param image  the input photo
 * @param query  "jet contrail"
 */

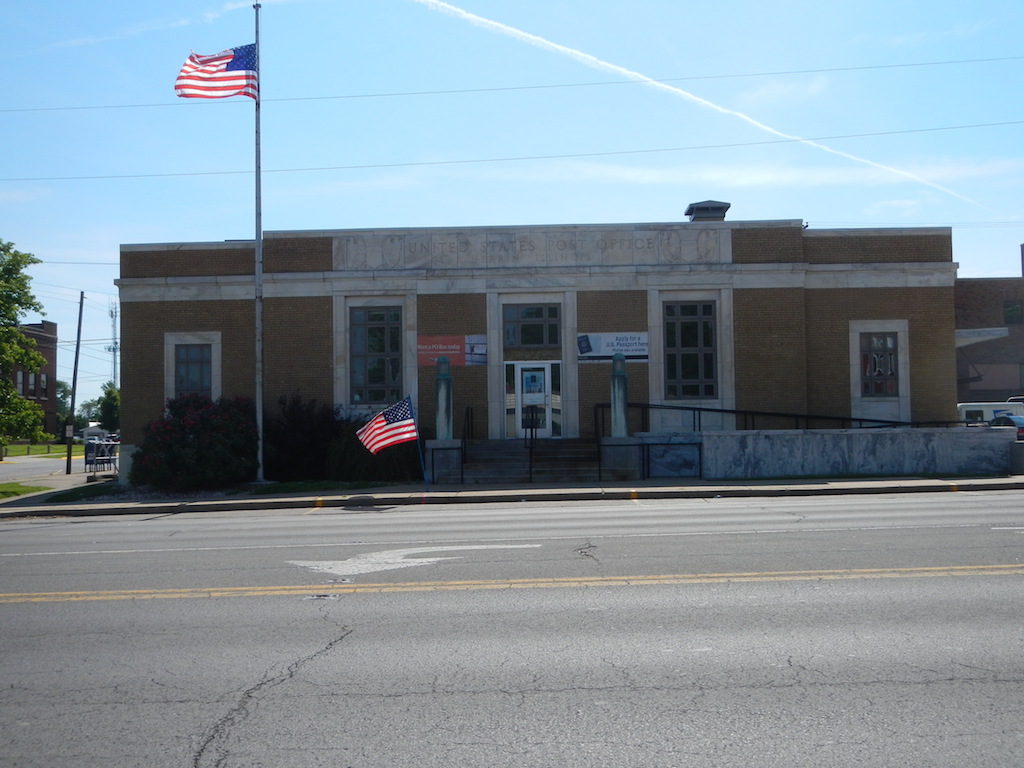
xmin=407 ymin=0 xmax=977 ymax=205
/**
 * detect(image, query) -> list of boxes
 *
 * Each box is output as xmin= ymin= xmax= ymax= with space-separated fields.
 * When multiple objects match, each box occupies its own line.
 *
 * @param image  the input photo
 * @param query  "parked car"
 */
xmin=990 ymin=415 xmax=1024 ymax=440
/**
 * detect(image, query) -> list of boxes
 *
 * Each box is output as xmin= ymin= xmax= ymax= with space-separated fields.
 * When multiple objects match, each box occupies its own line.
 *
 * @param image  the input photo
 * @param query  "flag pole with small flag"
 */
xmin=175 ymin=3 xmax=265 ymax=483
xmin=356 ymin=397 xmax=429 ymax=491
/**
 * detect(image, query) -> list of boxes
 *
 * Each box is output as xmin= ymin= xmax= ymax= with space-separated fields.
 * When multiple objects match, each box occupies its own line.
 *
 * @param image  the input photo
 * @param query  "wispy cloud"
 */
xmin=736 ymin=75 xmax=830 ymax=110
xmin=863 ymin=199 xmax=925 ymax=219
xmin=444 ymin=156 xmax=1024 ymax=191
xmin=48 ymin=17 xmax=193 ymax=49
xmin=46 ymin=1 xmax=302 ymax=49
xmin=0 ymin=187 xmax=49 ymax=204
xmin=407 ymin=0 xmax=980 ymax=206
xmin=272 ymin=172 xmax=427 ymax=201
xmin=863 ymin=21 xmax=989 ymax=49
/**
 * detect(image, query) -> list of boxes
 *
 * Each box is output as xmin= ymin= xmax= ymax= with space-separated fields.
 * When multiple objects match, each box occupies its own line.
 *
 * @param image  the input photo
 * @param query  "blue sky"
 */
xmin=3 ymin=0 xmax=1023 ymax=404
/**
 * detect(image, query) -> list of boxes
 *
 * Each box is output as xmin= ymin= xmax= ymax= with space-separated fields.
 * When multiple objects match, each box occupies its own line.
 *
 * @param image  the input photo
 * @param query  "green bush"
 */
xmin=263 ymin=395 xmax=342 ymax=482
xmin=129 ymin=395 xmax=258 ymax=491
xmin=263 ymin=394 xmax=422 ymax=483
xmin=324 ymin=420 xmax=423 ymax=483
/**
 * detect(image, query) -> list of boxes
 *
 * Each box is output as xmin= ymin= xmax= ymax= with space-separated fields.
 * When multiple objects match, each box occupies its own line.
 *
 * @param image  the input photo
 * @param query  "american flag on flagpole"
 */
xmin=175 ymin=44 xmax=258 ymax=99
xmin=356 ymin=397 xmax=419 ymax=455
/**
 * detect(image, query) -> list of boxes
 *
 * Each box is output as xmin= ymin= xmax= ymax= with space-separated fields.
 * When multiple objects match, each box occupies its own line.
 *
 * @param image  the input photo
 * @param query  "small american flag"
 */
xmin=356 ymin=397 xmax=419 ymax=454
xmin=175 ymin=44 xmax=258 ymax=100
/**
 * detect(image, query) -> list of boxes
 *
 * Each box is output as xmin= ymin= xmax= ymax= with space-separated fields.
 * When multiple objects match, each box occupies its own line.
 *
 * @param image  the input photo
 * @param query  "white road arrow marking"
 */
xmin=289 ymin=545 xmax=541 ymax=577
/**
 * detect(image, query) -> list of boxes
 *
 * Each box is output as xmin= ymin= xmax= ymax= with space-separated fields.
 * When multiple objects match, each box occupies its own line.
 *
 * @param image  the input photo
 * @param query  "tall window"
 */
xmin=664 ymin=302 xmax=716 ymax=399
xmin=860 ymin=332 xmax=899 ymax=397
xmin=504 ymin=304 xmax=560 ymax=349
xmin=351 ymin=306 xmax=402 ymax=404
xmin=175 ymin=344 xmax=212 ymax=398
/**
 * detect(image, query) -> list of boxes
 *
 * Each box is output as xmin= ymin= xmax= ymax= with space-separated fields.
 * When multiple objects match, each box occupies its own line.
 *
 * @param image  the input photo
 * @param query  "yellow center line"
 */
xmin=1 ymin=564 xmax=1022 ymax=603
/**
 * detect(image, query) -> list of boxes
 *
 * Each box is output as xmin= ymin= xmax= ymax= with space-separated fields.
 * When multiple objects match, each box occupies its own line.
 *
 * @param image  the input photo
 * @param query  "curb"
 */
xmin=2 ymin=477 xmax=1023 ymax=519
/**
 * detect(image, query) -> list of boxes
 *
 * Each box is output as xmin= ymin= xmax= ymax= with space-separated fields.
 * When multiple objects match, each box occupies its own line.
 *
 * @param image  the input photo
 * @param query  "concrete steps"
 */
xmin=442 ymin=439 xmax=604 ymax=484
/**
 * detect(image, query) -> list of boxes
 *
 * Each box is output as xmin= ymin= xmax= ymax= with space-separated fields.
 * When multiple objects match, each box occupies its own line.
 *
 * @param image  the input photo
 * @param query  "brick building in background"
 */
xmin=116 ymin=202 xmax=961 ymax=476
xmin=955 ymin=249 xmax=1024 ymax=402
xmin=11 ymin=320 xmax=59 ymax=435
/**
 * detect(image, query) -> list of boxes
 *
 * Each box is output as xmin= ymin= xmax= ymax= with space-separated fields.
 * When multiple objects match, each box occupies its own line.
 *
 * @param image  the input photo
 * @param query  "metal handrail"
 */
xmin=637 ymin=441 xmax=702 ymax=480
xmin=524 ymin=405 xmax=539 ymax=482
xmin=459 ymin=406 xmax=474 ymax=481
xmin=461 ymin=406 xmax=473 ymax=454
xmin=593 ymin=402 xmax=963 ymax=439
xmin=429 ymin=407 xmax=474 ymax=484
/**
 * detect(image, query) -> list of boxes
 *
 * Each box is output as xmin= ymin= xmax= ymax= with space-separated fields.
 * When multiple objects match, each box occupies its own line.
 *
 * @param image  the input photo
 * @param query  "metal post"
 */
xmin=64 ymin=292 xmax=84 ymax=474
xmin=253 ymin=2 xmax=265 ymax=482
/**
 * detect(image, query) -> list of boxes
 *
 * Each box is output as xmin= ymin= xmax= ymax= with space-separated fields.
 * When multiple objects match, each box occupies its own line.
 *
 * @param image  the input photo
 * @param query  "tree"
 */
xmin=97 ymin=381 xmax=120 ymax=432
xmin=77 ymin=397 xmax=99 ymax=423
xmin=55 ymin=380 xmax=71 ymax=426
xmin=0 ymin=239 xmax=49 ymax=448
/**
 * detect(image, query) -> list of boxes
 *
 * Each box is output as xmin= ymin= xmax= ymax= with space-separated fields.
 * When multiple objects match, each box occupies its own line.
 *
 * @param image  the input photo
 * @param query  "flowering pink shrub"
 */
xmin=129 ymin=395 xmax=258 ymax=491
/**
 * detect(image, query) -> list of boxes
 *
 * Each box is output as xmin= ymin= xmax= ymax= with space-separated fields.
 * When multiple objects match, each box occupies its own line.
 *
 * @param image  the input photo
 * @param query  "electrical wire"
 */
xmin=2 ymin=54 xmax=1022 ymax=113
xmin=3 ymin=119 xmax=1022 ymax=183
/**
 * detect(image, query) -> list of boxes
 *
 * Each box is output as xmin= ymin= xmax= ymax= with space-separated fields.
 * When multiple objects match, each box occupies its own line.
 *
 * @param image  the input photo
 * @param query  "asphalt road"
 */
xmin=0 ymin=453 xmax=76 ymax=485
xmin=2 ymin=491 xmax=1023 ymax=767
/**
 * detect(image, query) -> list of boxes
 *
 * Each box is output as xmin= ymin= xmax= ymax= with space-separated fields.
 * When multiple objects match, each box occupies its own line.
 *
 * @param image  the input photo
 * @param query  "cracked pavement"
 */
xmin=3 ymin=492 xmax=1023 ymax=766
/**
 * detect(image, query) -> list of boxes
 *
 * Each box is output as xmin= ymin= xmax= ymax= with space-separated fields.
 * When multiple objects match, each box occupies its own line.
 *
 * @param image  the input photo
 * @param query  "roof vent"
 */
xmin=685 ymin=200 xmax=731 ymax=222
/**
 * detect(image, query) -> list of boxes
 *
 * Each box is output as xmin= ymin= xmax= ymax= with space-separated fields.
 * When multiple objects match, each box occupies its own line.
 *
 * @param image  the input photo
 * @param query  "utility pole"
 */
xmin=65 ymin=292 xmax=84 ymax=475
xmin=105 ymin=302 xmax=120 ymax=388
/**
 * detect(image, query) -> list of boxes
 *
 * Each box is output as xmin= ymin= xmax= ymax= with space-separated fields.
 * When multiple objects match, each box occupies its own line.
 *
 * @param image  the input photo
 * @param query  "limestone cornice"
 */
xmin=116 ymin=259 xmax=957 ymax=302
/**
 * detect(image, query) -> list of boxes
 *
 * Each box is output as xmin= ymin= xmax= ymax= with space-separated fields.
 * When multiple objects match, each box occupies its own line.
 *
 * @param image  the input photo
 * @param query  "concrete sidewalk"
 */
xmin=2 ymin=454 xmax=1023 ymax=518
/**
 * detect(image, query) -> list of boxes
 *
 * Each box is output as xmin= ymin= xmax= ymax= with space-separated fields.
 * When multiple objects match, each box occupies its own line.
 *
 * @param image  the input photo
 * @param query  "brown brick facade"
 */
xmin=121 ymin=246 xmax=254 ymax=279
xmin=732 ymin=227 xmax=951 ymax=266
xmin=803 ymin=232 xmax=951 ymax=264
xmin=119 ymin=219 xmax=961 ymax=456
xmin=733 ymin=288 xmax=809 ymax=425
xmin=120 ymin=300 xmax=256 ymax=444
xmin=264 ymin=296 xmax=334 ymax=409
xmin=417 ymin=294 xmax=488 ymax=439
xmin=578 ymin=290 xmax=646 ymax=332
xmin=12 ymin=321 xmax=59 ymax=435
xmin=802 ymin=287 xmax=957 ymax=423
xmin=577 ymin=291 xmax=648 ymax=437
xmin=732 ymin=227 xmax=805 ymax=264
xmin=265 ymin=236 xmax=333 ymax=273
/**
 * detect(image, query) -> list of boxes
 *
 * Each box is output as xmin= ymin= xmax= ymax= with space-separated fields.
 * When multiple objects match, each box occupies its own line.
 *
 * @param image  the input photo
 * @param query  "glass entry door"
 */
xmin=505 ymin=362 xmax=561 ymax=438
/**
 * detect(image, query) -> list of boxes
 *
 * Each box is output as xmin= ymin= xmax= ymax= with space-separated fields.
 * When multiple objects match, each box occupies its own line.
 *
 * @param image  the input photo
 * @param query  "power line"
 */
xmin=3 ymin=119 xmax=1022 ymax=183
xmin=2 ymin=54 xmax=1022 ymax=114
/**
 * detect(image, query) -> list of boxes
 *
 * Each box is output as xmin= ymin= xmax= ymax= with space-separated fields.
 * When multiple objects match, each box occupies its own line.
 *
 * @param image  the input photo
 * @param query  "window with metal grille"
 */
xmin=503 ymin=304 xmax=560 ymax=348
xmin=664 ymin=302 xmax=716 ymax=399
xmin=350 ymin=306 xmax=403 ymax=404
xmin=860 ymin=332 xmax=899 ymax=397
xmin=175 ymin=344 xmax=212 ymax=399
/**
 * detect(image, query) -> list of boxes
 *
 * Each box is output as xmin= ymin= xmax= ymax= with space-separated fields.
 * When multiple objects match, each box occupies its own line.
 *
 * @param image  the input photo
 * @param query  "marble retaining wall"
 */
xmin=637 ymin=428 xmax=1017 ymax=479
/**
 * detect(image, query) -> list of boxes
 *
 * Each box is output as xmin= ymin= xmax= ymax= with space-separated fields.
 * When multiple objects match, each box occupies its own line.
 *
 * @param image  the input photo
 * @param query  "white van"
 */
xmin=957 ymin=402 xmax=1024 ymax=423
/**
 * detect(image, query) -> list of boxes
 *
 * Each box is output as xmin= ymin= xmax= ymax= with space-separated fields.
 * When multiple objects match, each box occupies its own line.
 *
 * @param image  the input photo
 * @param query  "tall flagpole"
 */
xmin=253 ymin=2 xmax=265 ymax=482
